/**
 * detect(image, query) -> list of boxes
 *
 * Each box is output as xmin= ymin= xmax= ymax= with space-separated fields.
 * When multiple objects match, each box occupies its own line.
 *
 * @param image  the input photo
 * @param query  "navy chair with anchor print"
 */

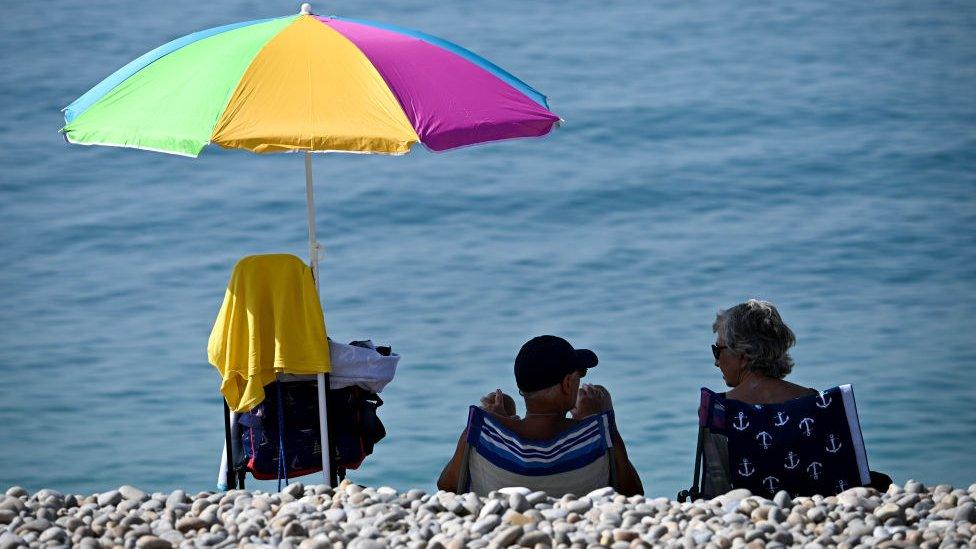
xmin=679 ymin=384 xmax=873 ymax=500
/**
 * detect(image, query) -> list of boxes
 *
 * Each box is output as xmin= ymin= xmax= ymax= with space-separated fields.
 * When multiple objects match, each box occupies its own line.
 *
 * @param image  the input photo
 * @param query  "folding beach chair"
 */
xmin=208 ymin=254 xmax=336 ymax=490
xmin=456 ymin=406 xmax=618 ymax=497
xmin=210 ymin=256 xmax=400 ymax=491
xmin=679 ymin=384 xmax=872 ymax=500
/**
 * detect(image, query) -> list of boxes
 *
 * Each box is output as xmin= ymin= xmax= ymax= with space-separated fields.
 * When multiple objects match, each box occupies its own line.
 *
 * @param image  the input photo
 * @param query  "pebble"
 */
xmin=348 ymin=539 xmax=385 ymax=549
xmin=120 ymin=485 xmax=148 ymax=502
xmin=96 ymin=490 xmax=123 ymax=507
xmin=462 ymin=495 xmax=483 ymax=516
xmin=76 ymin=538 xmax=100 ymax=549
xmin=613 ymin=528 xmax=639 ymax=542
xmin=175 ymin=516 xmax=206 ymax=533
xmin=165 ymin=490 xmax=186 ymax=509
xmin=471 ymin=514 xmax=501 ymax=535
xmin=953 ymin=502 xmax=975 ymax=523
xmin=136 ymin=535 xmax=173 ymax=548
xmin=541 ymin=508 xmax=569 ymax=521
xmin=491 ymin=525 xmax=523 ymax=546
xmin=768 ymin=507 xmax=787 ymax=523
xmin=19 ymin=518 xmax=52 ymax=532
xmin=773 ymin=490 xmax=792 ymax=508
xmin=284 ymin=521 xmax=308 ymax=537
xmin=502 ymin=510 xmax=534 ymax=526
xmin=508 ymin=492 xmax=530 ymax=513
xmin=525 ymin=491 xmax=548 ymax=506
xmin=324 ymin=508 xmax=346 ymax=523
xmin=874 ymin=502 xmax=904 ymax=522
xmin=282 ymin=483 xmax=304 ymax=499
xmin=5 ymin=488 xmax=28 ymax=498
xmin=905 ymin=479 xmax=926 ymax=494
xmin=298 ymin=534 xmax=330 ymax=549
xmin=517 ymin=529 xmax=552 ymax=546
xmin=38 ymin=526 xmax=67 ymax=543
xmin=479 ymin=498 xmax=504 ymax=519
xmin=566 ymin=497 xmax=592 ymax=514
xmin=279 ymin=501 xmax=312 ymax=517
xmin=587 ymin=486 xmax=616 ymax=499
xmin=0 ymin=532 xmax=25 ymax=549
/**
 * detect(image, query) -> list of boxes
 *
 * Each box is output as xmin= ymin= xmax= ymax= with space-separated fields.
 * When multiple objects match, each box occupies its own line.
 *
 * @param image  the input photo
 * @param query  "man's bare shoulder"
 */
xmin=488 ymin=414 xmax=585 ymax=440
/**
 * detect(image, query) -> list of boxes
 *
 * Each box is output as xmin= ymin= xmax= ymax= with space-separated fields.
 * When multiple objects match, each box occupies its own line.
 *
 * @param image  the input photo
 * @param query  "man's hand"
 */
xmin=572 ymin=383 xmax=613 ymax=419
xmin=480 ymin=389 xmax=517 ymax=417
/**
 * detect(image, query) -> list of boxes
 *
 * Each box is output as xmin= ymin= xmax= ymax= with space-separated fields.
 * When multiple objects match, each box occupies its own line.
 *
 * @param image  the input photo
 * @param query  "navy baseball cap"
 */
xmin=514 ymin=335 xmax=598 ymax=392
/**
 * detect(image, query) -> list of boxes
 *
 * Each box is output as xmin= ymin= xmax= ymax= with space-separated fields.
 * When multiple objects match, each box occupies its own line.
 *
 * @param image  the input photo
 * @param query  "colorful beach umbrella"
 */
xmin=62 ymin=2 xmax=560 ymax=282
xmin=61 ymin=3 xmax=560 ymax=488
xmin=62 ymin=4 xmax=559 ymax=157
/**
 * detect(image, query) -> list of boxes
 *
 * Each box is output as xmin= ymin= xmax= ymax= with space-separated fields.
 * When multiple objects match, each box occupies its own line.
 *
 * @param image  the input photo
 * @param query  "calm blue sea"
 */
xmin=1 ymin=1 xmax=974 ymax=498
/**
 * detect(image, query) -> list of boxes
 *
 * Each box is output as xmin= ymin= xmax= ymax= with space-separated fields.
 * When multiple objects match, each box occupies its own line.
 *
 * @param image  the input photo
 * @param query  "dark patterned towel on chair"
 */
xmin=700 ymin=384 xmax=871 ymax=496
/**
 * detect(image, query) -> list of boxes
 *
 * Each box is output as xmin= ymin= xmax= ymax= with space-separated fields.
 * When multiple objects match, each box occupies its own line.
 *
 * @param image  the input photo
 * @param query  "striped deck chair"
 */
xmin=457 ymin=406 xmax=618 ymax=497
xmin=680 ymin=384 xmax=872 ymax=500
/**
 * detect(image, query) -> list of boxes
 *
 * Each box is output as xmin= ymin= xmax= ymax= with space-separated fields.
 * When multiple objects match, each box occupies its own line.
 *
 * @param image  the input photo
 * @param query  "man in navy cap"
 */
xmin=437 ymin=335 xmax=643 ymax=495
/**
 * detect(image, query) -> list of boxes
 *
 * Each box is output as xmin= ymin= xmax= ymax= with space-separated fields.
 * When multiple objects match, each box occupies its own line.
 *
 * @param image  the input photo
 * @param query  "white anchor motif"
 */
xmin=773 ymin=411 xmax=790 ymax=427
xmin=738 ymin=458 xmax=755 ymax=477
xmin=784 ymin=451 xmax=800 ymax=470
xmin=825 ymin=433 xmax=843 ymax=453
xmin=799 ymin=417 xmax=815 ymax=437
xmin=836 ymin=479 xmax=848 ymax=492
xmin=732 ymin=411 xmax=750 ymax=431
xmin=762 ymin=476 xmax=779 ymax=493
xmin=807 ymin=461 xmax=823 ymax=480
xmin=816 ymin=392 xmax=832 ymax=408
xmin=756 ymin=431 xmax=773 ymax=450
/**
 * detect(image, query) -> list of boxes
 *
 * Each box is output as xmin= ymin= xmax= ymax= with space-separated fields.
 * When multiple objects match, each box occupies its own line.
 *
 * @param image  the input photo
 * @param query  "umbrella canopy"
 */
xmin=62 ymin=6 xmax=560 ymax=157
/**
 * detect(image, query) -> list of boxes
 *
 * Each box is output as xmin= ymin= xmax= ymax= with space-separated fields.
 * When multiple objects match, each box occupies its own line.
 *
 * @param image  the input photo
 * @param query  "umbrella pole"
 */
xmin=305 ymin=151 xmax=320 ymax=284
xmin=305 ymin=151 xmax=334 ymax=488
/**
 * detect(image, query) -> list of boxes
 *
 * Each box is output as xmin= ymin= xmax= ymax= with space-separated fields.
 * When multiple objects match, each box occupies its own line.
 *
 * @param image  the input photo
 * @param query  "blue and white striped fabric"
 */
xmin=466 ymin=406 xmax=614 ymax=476
xmin=459 ymin=405 xmax=617 ymax=497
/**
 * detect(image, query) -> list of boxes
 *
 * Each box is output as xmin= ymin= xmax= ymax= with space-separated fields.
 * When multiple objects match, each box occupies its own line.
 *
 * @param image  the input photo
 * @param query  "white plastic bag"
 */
xmin=328 ymin=339 xmax=399 ymax=393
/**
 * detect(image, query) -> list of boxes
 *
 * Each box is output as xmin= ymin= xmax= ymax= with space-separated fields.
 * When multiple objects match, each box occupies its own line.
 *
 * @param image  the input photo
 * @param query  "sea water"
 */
xmin=0 ymin=0 xmax=974 ymax=497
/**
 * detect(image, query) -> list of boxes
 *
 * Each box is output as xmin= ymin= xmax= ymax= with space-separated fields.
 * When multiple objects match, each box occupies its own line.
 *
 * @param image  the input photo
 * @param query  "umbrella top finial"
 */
xmin=300 ymin=3 xmax=312 ymax=15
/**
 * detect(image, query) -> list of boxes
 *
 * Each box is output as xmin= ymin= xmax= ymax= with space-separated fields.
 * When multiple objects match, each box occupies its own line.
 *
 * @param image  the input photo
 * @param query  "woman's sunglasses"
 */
xmin=711 ymin=344 xmax=728 ymax=360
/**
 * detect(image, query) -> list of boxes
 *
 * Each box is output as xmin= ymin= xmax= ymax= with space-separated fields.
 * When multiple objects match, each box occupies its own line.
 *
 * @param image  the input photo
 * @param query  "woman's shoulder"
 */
xmin=780 ymin=380 xmax=818 ymax=399
xmin=727 ymin=379 xmax=817 ymax=404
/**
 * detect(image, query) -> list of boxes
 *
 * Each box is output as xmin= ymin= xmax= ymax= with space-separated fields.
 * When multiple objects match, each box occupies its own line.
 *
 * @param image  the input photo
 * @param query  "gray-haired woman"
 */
xmin=711 ymin=299 xmax=814 ymax=405
xmin=699 ymin=299 xmax=890 ymax=497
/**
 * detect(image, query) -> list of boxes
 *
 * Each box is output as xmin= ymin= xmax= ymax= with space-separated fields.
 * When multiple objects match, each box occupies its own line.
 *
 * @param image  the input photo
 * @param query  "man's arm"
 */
xmin=574 ymin=384 xmax=644 ymax=496
xmin=436 ymin=428 xmax=468 ymax=493
xmin=438 ymin=390 xmax=517 ymax=493
xmin=609 ymin=425 xmax=644 ymax=496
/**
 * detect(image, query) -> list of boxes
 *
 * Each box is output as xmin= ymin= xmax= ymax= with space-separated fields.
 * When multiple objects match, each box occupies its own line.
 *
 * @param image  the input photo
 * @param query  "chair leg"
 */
xmin=325 ymin=374 xmax=339 ymax=487
xmin=223 ymin=400 xmax=236 ymax=490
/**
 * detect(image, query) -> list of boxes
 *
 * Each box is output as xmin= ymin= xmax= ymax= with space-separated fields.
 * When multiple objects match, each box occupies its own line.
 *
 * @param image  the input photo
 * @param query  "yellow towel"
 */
xmin=207 ymin=254 xmax=331 ymax=412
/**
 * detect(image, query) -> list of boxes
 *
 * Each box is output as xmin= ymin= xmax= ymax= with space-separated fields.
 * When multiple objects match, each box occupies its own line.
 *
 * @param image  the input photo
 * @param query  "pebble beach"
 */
xmin=2 ymin=480 xmax=975 ymax=549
